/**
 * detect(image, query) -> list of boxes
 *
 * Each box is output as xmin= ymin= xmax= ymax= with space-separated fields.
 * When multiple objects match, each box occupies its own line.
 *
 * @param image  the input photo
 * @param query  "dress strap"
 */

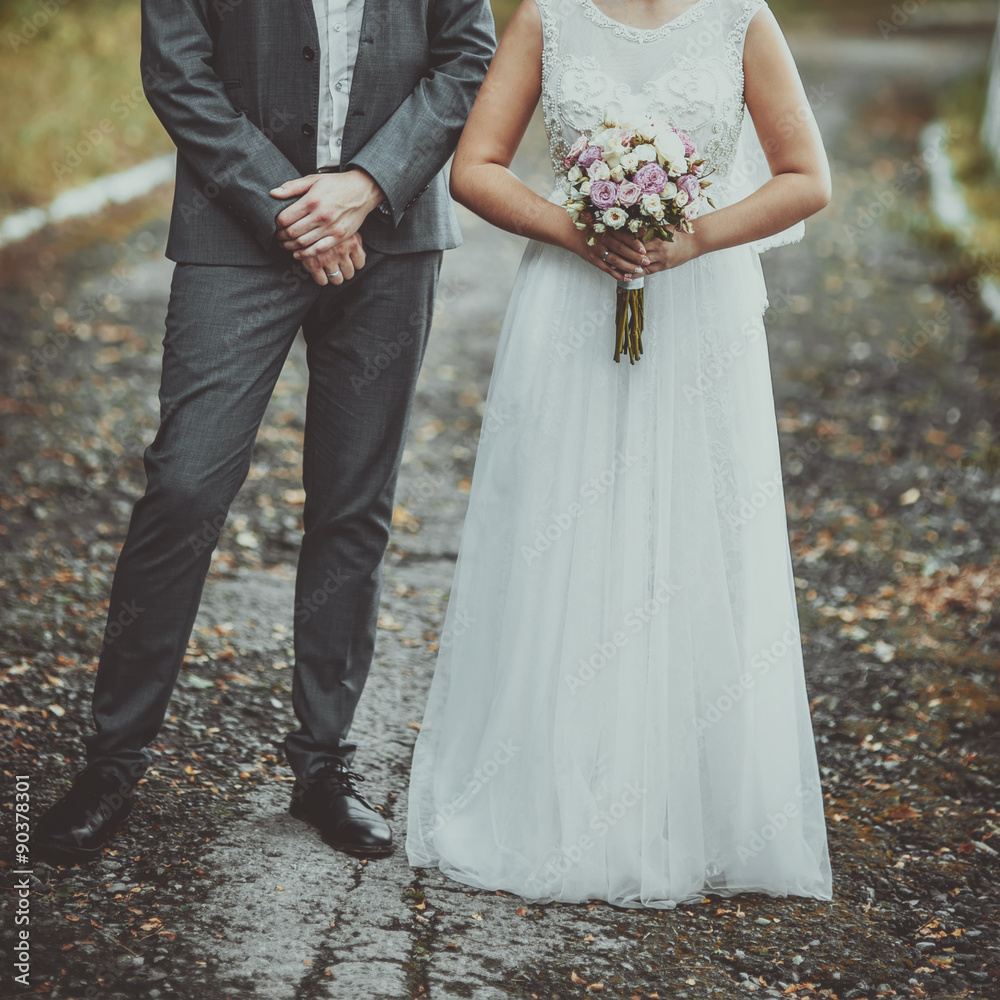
xmin=533 ymin=0 xmax=561 ymax=52
xmin=732 ymin=0 xmax=769 ymax=41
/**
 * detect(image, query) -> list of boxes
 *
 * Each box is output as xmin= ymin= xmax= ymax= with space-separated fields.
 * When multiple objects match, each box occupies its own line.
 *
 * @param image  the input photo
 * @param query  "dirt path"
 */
xmin=1 ymin=27 xmax=998 ymax=1000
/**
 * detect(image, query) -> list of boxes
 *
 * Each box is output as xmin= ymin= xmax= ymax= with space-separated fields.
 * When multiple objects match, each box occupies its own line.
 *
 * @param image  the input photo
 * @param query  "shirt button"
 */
xmin=336 ymin=138 xmax=342 ymax=147
xmin=334 ymin=82 xmax=343 ymax=92
xmin=301 ymin=123 xmax=315 ymax=137
xmin=334 ymin=22 xmax=343 ymax=31
xmin=302 ymin=46 xmax=315 ymax=60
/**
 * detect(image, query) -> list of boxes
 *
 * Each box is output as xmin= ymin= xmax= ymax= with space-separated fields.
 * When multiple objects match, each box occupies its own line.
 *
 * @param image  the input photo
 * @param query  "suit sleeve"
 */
xmin=344 ymin=0 xmax=497 ymax=228
xmin=139 ymin=0 xmax=301 ymax=253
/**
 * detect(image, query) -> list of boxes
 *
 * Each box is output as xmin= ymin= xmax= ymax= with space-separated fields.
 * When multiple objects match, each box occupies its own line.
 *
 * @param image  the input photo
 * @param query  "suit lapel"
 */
xmin=343 ymin=0 xmax=385 ymax=159
xmin=297 ymin=0 xmax=320 ymax=45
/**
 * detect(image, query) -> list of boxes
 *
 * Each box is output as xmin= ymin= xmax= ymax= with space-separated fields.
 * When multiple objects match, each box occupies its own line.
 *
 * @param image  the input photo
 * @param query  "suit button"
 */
xmin=302 ymin=46 xmax=315 ymax=60
xmin=301 ymin=123 xmax=315 ymax=137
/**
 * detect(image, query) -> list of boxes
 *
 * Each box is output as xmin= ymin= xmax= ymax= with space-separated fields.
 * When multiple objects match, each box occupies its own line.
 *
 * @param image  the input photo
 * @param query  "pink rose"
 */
xmin=565 ymin=134 xmax=589 ymax=164
xmin=590 ymin=179 xmax=619 ymax=211
xmin=674 ymin=128 xmax=696 ymax=158
xmin=617 ymin=180 xmax=642 ymax=207
xmin=634 ymin=162 xmax=668 ymax=195
xmin=677 ymin=173 xmax=702 ymax=203
xmin=577 ymin=145 xmax=603 ymax=169
xmin=617 ymin=128 xmax=636 ymax=146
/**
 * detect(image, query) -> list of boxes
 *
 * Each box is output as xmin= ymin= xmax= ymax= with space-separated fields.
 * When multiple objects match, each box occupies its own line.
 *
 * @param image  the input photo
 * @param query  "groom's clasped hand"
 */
xmin=268 ymin=167 xmax=386 ymax=287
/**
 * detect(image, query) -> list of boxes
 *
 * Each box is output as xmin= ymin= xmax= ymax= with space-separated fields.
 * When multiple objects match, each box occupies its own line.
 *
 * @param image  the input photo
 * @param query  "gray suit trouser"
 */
xmin=81 ymin=247 xmax=441 ymax=786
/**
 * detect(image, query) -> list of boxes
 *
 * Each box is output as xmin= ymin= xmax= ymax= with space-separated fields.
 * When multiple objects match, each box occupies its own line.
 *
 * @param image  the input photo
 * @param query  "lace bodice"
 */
xmin=536 ymin=0 xmax=782 ymax=228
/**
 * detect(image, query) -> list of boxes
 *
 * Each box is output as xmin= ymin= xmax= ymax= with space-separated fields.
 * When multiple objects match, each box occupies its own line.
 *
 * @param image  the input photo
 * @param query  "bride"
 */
xmin=406 ymin=0 xmax=834 ymax=908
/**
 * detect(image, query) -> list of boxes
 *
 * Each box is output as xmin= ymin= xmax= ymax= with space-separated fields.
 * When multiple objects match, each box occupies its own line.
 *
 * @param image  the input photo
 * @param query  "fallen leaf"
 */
xmin=888 ymin=804 xmax=921 ymax=822
xmin=392 ymin=506 xmax=420 ymax=533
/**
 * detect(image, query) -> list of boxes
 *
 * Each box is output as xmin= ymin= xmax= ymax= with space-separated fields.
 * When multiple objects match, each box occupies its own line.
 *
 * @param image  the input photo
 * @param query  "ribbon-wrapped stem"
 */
xmin=614 ymin=275 xmax=645 ymax=364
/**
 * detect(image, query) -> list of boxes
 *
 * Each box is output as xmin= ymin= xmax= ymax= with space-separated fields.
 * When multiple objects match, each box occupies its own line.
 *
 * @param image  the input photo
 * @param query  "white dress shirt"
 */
xmin=312 ymin=0 xmax=365 ymax=169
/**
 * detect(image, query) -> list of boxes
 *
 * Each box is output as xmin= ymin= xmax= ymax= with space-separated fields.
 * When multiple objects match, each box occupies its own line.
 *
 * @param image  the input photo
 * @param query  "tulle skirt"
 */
xmin=405 ymin=211 xmax=833 ymax=909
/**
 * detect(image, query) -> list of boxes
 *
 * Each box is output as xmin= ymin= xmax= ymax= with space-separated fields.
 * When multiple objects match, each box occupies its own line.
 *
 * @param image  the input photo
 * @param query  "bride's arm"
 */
xmin=449 ymin=0 xmax=648 ymax=283
xmin=683 ymin=7 xmax=831 ymax=260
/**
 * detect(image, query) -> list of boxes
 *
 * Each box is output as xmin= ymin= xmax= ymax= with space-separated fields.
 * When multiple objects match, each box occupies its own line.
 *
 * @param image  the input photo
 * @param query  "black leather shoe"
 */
xmin=288 ymin=761 xmax=393 ymax=857
xmin=34 ymin=767 xmax=135 ymax=861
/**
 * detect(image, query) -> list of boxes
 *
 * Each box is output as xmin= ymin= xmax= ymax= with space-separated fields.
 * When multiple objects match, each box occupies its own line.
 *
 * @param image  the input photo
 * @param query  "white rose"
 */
xmin=633 ymin=143 xmax=657 ymax=163
xmin=591 ymin=127 xmax=615 ymax=149
xmin=640 ymin=193 xmax=660 ymax=215
xmin=568 ymin=165 xmax=583 ymax=183
xmin=580 ymin=180 xmax=593 ymax=196
xmin=653 ymin=130 xmax=686 ymax=170
xmin=635 ymin=117 xmax=656 ymax=142
xmin=604 ymin=132 xmax=630 ymax=158
xmin=589 ymin=161 xmax=611 ymax=181
xmin=593 ymin=222 xmax=607 ymax=233
xmin=661 ymin=181 xmax=678 ymax=201
xmin=602 ymin=207 xmax=628 ymax=229
xmin=674 ymin=188 xmax=690 ymax=208
xmin=620 ymin=151 xmax=640 ymax=172
xmin=628 ymin=218 xmax=641 ymax=233
xmin=640 ymin=193 xmax=665 ymax=220
xmin=610 ymin=165 xmax=626 ymax=182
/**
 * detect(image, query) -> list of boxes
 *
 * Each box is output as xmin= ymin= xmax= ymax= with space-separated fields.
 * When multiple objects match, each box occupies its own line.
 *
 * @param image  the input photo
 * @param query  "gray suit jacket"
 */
xmin=140 ymin=0 xmax=496 ymax=265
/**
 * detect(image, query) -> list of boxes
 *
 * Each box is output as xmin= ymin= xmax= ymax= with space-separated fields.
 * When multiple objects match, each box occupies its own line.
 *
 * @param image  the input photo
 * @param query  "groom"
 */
xmin=34 ymin=0 xmax=495 ymax=860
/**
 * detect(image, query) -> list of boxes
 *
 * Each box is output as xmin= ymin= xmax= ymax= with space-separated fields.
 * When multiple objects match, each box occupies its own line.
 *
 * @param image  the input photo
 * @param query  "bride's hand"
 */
xmin=571 ymin=230 xmax=649 ymax=283
xmin=633 ymin=226 xmax=704 ymax=274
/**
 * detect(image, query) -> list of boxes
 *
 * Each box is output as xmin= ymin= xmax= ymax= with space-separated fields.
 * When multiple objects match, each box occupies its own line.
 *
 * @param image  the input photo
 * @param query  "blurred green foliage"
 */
xmin=0 ymin=0 xmax=171 ymax=213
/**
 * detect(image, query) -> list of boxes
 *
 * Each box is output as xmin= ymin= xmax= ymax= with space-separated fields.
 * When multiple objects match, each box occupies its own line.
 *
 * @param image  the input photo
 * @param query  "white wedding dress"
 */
xmin=406 ymin=0 xmax=833 ymax=908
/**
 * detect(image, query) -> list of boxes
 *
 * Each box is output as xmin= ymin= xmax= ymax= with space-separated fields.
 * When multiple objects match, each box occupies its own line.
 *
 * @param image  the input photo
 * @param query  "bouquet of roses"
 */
xmin=563 ymin=114 xmax=714 ymax=364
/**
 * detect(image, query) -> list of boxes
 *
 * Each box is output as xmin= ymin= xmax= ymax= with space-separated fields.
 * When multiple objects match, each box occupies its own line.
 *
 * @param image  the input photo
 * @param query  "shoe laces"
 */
xmin=316 ymin=762 xmax=371 ymax=805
